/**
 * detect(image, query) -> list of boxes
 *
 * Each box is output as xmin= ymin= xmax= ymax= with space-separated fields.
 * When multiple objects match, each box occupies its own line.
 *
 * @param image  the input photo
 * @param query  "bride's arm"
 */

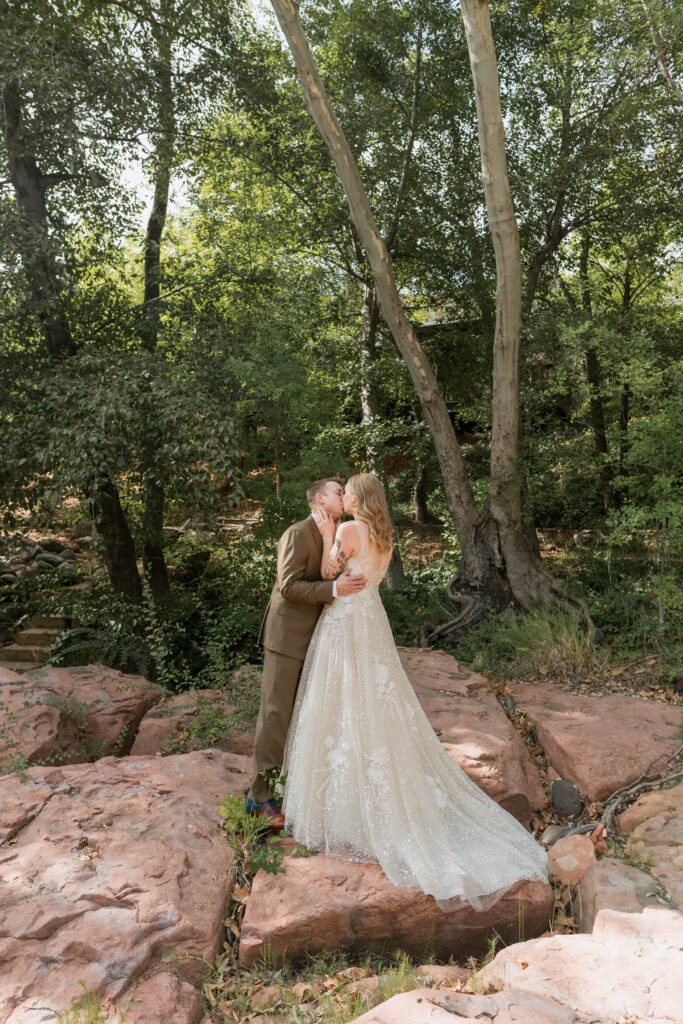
xmin=312 ymin=516 xmax=359 ymax=579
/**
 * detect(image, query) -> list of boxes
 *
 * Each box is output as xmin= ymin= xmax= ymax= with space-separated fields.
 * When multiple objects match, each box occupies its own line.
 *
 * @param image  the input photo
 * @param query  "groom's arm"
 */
xmin=278 ymin=527 xmax=334 ymax=605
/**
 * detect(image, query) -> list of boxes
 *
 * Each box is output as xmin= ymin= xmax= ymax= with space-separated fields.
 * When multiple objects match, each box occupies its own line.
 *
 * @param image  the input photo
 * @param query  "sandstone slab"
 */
xmin=398 ymin=649 xmax=545 ymax=824
xmin=479 ymin=906 xmax=683 ymax=1023
xmin=507 ymin=681 xmax=683 ymax=801
xmin=21 ymin=664 xmax=163 ymax=758
xmin=617 ymin=780 xmax=683 ymax=908
xmin=0 ymin=750 xmax=241 ymax=1023
xmin=349 ymin=987 xmax=590 ymax=1023
xmin=0 ymin=669 xmax=86 ymax=772
xmin=547 ymin=834 xmax=596 ymax=885
xmin=131 ymin=688 xmax=254 ymax=757
xmin=573 ymin=860 xmax=664 ymax=932
xmin=239 ymin=843 xmax=552 ymax=968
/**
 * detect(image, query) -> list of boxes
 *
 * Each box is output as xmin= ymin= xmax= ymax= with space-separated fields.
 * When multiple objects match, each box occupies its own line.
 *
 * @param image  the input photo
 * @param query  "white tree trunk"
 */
xmin=268 ymin=0 xmax=481 ymax=560
xmin=461 ymin=0 xmax=553 ymax=605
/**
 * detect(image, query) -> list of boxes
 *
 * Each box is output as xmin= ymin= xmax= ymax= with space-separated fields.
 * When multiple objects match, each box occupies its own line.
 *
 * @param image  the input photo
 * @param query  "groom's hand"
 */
xmin=336 ymin=571 xmax=366 ymax=596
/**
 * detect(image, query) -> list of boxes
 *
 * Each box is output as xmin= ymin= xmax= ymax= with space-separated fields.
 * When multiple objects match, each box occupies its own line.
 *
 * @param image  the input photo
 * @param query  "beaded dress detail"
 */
xmin=282 ymin=522 xmax=550 ymax=911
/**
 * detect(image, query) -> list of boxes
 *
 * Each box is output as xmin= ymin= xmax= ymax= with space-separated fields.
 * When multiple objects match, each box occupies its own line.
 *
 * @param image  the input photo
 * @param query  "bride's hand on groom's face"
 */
xmin=312 ymin=508 xmax=337 ymax=541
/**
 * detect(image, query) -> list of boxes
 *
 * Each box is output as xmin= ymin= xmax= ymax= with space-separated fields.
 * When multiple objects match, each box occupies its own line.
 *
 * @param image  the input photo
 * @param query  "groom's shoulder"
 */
xmin=279 ymin=515 xmax=313 ymax=542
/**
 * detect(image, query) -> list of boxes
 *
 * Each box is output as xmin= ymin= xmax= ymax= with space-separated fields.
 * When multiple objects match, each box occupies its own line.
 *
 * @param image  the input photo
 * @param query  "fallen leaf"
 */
xmin=290 ymin=981 xmax=314 ymax=1001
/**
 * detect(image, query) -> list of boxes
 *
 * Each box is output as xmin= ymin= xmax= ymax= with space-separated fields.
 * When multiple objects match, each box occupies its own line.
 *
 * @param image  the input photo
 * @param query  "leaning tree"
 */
xmin=268 ymin=0 xmax=575 ymax=640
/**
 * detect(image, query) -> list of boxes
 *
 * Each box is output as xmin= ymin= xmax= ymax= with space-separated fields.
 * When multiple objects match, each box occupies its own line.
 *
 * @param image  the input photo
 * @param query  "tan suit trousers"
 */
xmin=248 ymin=647 xmax=303 ymax=804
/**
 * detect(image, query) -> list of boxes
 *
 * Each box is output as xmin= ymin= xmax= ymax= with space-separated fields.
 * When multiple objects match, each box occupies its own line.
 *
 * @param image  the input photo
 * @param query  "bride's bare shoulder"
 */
xmin=337 ymin=520 xmax=361 ymax=552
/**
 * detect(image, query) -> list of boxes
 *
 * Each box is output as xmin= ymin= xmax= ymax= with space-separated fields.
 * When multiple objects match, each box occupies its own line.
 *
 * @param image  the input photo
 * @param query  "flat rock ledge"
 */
xmin=398 ymin=649 xmax=545 ymax=824
xmin=238 ymin=844 xmax=552 ymax=968
xmin=0 ymin=750 xmax=244 ymax=1024
xmin=508 ymin=680 xmax=683 ymax=801
xmin=478 ymin=906 xmax=683 ymax=1024
xmin=350 ymin=987 xmax=594 ymax=1023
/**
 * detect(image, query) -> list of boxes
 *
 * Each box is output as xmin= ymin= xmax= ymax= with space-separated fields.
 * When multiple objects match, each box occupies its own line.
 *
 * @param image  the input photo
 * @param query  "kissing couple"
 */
xmin=246 ymin=474 xmax=550 ymax=910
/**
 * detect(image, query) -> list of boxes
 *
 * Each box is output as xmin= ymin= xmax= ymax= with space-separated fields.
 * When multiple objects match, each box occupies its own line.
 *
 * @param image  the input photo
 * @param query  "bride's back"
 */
xmin=348 ymin=519 xmax=392 ymax=574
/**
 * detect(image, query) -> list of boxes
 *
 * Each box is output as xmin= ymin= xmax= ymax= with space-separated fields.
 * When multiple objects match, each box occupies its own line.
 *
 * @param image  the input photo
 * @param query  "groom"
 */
xmin=246 ymin=477 xmax=366 ymax=828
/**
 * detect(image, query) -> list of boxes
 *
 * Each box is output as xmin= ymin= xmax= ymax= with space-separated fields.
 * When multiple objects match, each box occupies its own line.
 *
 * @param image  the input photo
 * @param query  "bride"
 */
xmin=282 ymin=473 xmax=550 ymax=911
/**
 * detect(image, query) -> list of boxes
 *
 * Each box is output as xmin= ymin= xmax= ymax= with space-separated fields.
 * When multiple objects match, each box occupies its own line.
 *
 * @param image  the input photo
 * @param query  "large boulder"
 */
xmin=478 ymin=906 xmax=683 ymax=1023
xmin=20 ymin=664 xmax=164 ymax=759
xmin=507 ymin=681 xmax=683 ymax=801
xmin=349 ymin=988 xmax=591 ymax=1024
xmin=398 ymin=649 xmax=545 ymax=824
xmin=131 ymin=688 xmax=254 ymax=757
xmin=239 ymin=841 xmax=552 ymax=968
xmin=0 ymin=669 xmax=87 ymax=772
xmin=573 ymin=860 xmax=664 ymax=932
xmin=0 ymin=750 xmax=242 ymax=1023
xmin=617 ymin=780 xmax=683 ymax=908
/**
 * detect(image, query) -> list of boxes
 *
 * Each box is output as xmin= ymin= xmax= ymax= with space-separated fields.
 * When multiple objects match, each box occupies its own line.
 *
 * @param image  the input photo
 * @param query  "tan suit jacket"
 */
xmin=259 ymin=515 xmax=334 ymax=662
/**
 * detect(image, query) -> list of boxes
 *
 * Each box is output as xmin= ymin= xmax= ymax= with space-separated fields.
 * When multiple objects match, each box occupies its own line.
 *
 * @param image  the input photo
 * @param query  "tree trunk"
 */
xmin=461 ymin=0 xmax=555 ymax=609
xmin=139 ymin=15 xmax=175 ymax=601
xmin=358 ymin=281 xmax=406 ymax=589
xmin=269 ymin=0 xmax=560 ymax=640
xmin=579 ymin=232 xmax=612 ymax=512
xmin=2 ymin=78 xmax=141 ymax=601
xmin=521 ymin=52 xmax=573 ymax=319
xmin=86 ymin=479 xmax=143 ymax=605
xmin=2 ymin=81 xmax=76 ymax=359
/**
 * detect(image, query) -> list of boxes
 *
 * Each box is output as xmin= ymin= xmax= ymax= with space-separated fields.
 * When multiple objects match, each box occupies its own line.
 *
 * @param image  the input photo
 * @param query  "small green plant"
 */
xmin=56 ymin=982 xmax=110 ymax=1024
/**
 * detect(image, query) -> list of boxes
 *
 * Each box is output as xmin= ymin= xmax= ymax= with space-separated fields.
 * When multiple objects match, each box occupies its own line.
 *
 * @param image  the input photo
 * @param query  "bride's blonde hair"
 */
xmin=347 ymin=473 xmax=393 ymax=555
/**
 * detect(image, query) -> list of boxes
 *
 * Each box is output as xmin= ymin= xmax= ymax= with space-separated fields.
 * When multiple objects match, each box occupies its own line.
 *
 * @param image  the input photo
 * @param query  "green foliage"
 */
xmin=453 ymin=606 xmax=609 ymax=682
xmin=56 ymin=982 xmax=109 ymax=1024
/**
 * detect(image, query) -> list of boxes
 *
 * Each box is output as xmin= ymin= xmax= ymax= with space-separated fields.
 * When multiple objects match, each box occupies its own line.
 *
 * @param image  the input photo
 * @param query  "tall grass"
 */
xmin=453 ymin=607 xmax=609 ymax=681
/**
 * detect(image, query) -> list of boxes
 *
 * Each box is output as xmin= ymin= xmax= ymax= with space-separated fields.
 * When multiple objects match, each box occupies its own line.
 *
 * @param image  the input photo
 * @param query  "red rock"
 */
xmin=0 ymin=750 xmax=239 ymax=1023
xmin=573 ymin=861 xmax=662 ymax=932
xmin=115 ymin=973 xmax=202 ymax=1024
xmin=398 ymin=649 xmax=545 ymax=824
xmin=617 ymin=781 xmax=683 ymax=908
xmin=507 ymin=681 xmax=682 ymax=801
xmin=479 ymin=906 xmax=683 ymax=1022
xmin=349 ymin=987 xmax=586 ymax=1023
xmin=238 ymin=843 xmax=552 ymax=968
xmin=348 ymin=976 xmax=381 ymax=995
xmin=547 ymin=834 xmax=596 ymax=885
xmin=0 ymin=674 xmax=87 ymax=772
xmin=21 ymin=664 xmax=163 ymax=757
xmin=414 ymin=964 xmax=470 ymax=986
xmin=131 ymin=688 xmax=253 ymax=756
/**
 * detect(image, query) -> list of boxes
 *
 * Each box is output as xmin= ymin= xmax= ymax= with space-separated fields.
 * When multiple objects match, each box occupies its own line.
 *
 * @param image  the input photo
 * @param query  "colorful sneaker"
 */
xmin=245 ymin=797 xmax=286 ymax=831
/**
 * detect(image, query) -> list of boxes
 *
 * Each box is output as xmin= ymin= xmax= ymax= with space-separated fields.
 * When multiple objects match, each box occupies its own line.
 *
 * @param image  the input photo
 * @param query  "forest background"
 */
xmin=1 ymin=0 xmax=681 ymax=702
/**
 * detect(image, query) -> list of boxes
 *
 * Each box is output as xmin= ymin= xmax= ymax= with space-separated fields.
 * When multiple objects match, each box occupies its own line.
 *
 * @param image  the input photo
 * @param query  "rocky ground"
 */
xmin=1 ymin=642 xmax=682 ymax=1024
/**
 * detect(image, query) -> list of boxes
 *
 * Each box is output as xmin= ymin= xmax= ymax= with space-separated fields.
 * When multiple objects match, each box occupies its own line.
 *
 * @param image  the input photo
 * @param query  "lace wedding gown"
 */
xmin=282 ymin=524 xmax=550 ymax=911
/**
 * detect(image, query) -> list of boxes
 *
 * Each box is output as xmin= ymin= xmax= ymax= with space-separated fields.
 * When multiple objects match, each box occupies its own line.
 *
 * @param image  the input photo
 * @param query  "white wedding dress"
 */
xmin=282 ymin=523 xmax=550 ymax=911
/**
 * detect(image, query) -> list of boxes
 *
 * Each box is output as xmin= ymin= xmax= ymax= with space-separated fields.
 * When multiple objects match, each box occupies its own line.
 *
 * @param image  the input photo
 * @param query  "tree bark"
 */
xmin=2 ymin=78 xmax=142 ymax=601
xmin=86 ymin=479 xmax=143 ymax=604
xmin=269 ymin=0 xmax=560 ymax=639
xmin=461 ymin=0 xmax=554 ymax=608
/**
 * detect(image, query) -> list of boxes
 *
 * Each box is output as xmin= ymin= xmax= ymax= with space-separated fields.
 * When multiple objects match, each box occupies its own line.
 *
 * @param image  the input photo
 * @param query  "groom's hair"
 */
xmin=307 ymin=477 xmax=344 ymax=508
